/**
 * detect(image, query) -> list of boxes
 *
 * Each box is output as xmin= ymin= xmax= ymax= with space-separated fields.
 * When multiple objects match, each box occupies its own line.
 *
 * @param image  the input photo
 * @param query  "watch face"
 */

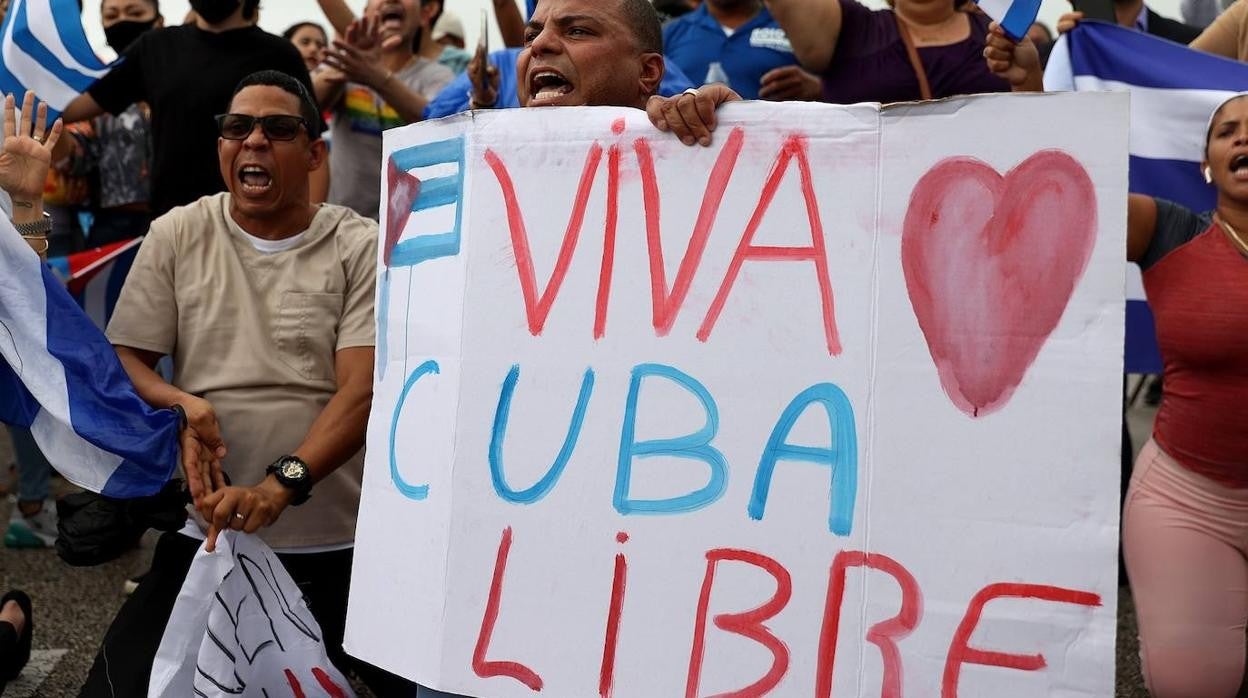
xmin=281 ymin=460 xmax=307 ymax=480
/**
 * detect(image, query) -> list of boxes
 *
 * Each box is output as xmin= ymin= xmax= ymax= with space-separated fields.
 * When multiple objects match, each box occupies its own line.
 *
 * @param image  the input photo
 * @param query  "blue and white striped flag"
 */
xmin=0 ymin=0 xmax=110 ymax=119
xmin=1045 ymin=21 xmax=1248 ymax=372
xmin=0 ymin=222 xmax=179 ymax=498
xmin=977 ymin=0 xmax=1043 ymax=41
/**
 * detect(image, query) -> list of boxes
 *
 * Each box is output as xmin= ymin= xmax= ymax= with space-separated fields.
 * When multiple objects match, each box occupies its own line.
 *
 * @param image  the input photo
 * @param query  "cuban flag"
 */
xmin=0 ymin=0 xmax=110 ymax=119
xmin=379 ymin=136 xmax=466 ymax=380
xmin=47 ymin=237 xmax=142 ymax=331
xmin=977 ymin=0 xmax=1042 ymax=41
xmin=1045 ymin=21 xmax=1248 ymax=373
xmin=0 ymin=224 xmax=179 ymax=498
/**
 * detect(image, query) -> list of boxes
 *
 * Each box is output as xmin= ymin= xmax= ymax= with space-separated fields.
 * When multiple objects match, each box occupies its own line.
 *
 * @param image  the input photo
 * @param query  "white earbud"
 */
xmin=1205 ymin=167 xmax=1214 ymax=184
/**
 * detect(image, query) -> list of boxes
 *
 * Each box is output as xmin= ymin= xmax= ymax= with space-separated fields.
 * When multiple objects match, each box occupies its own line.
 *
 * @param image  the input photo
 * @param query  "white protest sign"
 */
xmin=347 ymin=93 xmax=1127 ymax=697
xmin=149 ymin=531 xmax=356 ymax=698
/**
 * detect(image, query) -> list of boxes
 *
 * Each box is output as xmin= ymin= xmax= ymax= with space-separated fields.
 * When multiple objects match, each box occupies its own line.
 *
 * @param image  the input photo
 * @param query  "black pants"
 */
xmin=79 ymin=532 xmax=417 ymax=697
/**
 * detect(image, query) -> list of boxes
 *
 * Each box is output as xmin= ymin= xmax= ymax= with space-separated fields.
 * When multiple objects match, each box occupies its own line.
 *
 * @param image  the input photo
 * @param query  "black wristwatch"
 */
xmin=266 ymin=455 xmax=313 ymax=506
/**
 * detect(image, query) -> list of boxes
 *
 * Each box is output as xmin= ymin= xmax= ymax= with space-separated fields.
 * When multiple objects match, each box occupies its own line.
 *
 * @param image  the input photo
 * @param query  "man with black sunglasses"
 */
xmin=80 ymin=70 xmax=412 ymax=697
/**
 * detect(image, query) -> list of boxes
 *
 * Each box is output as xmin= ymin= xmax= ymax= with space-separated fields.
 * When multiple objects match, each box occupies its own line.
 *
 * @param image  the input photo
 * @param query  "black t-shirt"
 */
xmin=87 ymin=24 xmax=313 ymax=215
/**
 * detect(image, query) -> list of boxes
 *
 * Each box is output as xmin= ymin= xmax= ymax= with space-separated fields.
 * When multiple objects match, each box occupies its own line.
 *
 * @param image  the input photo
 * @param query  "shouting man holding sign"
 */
xmin=417 ymin=2 xmax=734 ymax=697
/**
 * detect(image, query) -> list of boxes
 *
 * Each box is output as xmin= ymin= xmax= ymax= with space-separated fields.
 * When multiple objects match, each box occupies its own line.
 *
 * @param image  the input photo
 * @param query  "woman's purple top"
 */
xmin=821 ymin=0 xmax=1011 ymax=104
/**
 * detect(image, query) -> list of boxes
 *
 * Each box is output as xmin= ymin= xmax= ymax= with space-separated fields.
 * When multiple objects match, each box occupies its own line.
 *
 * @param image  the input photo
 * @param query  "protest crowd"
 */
xmin=0 ymin=0 xmax=1244 ymax=695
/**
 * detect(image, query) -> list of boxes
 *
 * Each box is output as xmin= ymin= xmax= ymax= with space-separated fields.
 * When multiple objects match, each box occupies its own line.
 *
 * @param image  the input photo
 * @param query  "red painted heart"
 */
xmin=384 ymin=156 xmax=422 ymax=267
xmin=901 ymin=150 xmax=1097 ymax=418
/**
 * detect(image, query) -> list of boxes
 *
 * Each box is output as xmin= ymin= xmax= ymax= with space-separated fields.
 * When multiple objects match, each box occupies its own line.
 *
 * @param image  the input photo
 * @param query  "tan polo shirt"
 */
xmin=106 ymin=193 xmax=378 ymax=548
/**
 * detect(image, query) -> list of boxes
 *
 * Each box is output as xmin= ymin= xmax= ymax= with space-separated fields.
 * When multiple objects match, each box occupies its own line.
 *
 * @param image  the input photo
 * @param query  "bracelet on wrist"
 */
xmin=20 ymin=234 xmax=48 ymax=256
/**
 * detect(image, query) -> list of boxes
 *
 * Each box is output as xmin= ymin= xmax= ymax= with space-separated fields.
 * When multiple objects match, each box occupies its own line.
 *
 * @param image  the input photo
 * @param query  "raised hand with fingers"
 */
xmin=323 ymin=16 xmax=392 ymax=90
xmin=647 ymin=83 xmax=742 ymax=147
xmin=0 ymin=91 xmax=62 ymax=206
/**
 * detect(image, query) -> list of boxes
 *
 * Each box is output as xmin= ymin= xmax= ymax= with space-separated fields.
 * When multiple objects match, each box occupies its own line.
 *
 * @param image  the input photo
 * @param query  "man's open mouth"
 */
xmin=531 ymin=71 xmax=573 ymax=102
xmin=238 ymin=164 xmax=273 ymax=194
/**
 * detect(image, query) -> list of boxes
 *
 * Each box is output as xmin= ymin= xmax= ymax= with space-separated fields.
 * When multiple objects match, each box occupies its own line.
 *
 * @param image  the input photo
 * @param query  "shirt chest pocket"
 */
xmin=273 ymin=292 xmax=344 ymax=381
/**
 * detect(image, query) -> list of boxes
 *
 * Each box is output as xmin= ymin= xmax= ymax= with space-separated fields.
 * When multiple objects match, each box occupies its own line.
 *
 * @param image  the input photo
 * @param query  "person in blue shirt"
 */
xmin=663 ymin=0 xmax=822 ymax=101
xmin=424 ymin=47 xmax=695 ymax=119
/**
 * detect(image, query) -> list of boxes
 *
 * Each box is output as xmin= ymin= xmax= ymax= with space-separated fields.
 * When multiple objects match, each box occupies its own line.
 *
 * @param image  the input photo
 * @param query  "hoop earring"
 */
xmin=1205 ymin=167 xmax=1214 ymax=184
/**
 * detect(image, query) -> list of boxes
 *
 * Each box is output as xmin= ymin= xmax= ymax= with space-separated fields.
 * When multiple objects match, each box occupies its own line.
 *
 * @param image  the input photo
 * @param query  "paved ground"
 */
xmin=0 ymin=393 xmax=1162 ymax=697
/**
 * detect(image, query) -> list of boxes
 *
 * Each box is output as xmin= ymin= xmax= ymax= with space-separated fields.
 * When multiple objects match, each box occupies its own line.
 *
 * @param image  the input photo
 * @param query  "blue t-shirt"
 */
xmin=424 ymin=48 xmax=696 ymax=119
xmin=662 ymin=4 xmax=799 ymax=100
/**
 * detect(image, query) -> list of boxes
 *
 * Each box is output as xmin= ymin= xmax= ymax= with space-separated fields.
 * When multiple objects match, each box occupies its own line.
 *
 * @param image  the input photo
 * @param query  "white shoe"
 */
xmin=4 ymin=500 xmax=57 ymax=549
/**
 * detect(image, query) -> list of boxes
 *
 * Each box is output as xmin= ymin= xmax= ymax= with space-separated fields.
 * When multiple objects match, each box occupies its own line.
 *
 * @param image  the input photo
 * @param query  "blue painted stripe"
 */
xmin=412 ymin=175 xmax=462 ymax=211
xmin=999 ymin=0 xmax=1042 ymax=41
xmin=390 ymin=232 xmax=461 ymax=267
xmin=1070 ymin=22 xmax=1248 ymax=91
xmin=391 ymin=137 xmax=466 ymax=170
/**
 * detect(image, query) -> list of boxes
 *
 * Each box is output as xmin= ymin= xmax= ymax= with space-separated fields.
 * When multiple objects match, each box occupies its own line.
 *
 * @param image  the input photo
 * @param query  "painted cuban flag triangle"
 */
xmin=976 ymin=0 xmax=1042 ymax=41
xmin=0 ymin=222 xmax=179 ymax=498
xmin=1045 ymin=21 xmax=1248 ymax=372
xmin=0 ymin=0 xmax=110 ymax=120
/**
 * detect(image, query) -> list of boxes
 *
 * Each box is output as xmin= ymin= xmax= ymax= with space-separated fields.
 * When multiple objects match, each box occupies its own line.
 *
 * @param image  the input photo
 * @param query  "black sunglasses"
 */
xmin=215 ymin=113 xmax=309 ymax=141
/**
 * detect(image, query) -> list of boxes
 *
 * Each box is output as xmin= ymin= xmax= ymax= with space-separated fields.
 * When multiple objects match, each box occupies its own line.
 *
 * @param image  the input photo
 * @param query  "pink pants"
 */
xmin=1124 ymin=439 xmax=1248 ymax=698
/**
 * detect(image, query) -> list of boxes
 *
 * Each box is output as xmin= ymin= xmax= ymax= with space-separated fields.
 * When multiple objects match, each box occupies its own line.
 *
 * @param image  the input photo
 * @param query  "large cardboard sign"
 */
xmin=347 ymin=93 xmax=1127 ymax=697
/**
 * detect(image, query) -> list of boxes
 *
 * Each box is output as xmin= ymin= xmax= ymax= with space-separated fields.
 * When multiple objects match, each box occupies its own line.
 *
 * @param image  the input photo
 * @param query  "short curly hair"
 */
xmin=230 ymin=70 xmax=323 ymax=138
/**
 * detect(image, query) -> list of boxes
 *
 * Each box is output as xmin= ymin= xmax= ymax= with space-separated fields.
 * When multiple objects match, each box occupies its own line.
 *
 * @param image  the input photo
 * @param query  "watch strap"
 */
xmin=14 ymin=212 xmax=52 ymax=237
xmin=266 ymin=456 xmax=313 ymax=506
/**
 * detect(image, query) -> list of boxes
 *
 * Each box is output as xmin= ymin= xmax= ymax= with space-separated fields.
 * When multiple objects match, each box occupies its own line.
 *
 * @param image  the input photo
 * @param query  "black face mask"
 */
xmin=189 ymin=0 xmax=240 ymax=24
xmin=104 ymin=19 xmax=156 ymax=52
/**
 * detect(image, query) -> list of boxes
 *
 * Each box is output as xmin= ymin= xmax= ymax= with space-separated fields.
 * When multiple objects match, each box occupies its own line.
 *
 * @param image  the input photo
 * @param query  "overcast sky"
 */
xmin=78 ymin=0 xmax=1187 ymax=63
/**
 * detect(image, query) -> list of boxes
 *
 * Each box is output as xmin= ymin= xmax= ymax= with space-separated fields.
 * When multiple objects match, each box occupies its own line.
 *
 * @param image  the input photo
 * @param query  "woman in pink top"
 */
xmin=989 ymin=34 xmax=1248 ymax=695
xmin=1116 ymin=95 xmax=1248 ymax=698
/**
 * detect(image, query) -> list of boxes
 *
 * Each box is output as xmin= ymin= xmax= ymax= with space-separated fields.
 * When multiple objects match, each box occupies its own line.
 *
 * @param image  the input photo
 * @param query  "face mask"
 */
xmin=189 ymin=0 xmax=240 ymax=24
xmin=104 ymin=19 xmax=157 ymax=52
